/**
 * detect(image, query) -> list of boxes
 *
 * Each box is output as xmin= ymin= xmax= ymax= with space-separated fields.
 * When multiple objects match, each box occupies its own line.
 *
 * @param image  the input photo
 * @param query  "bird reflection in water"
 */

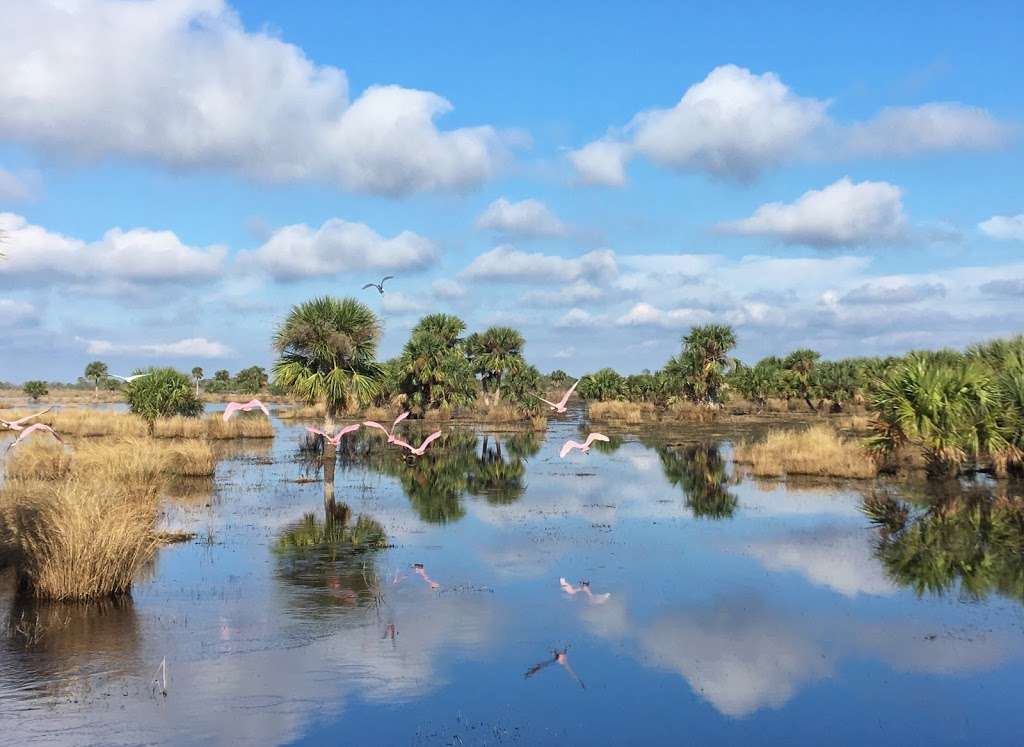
xmin=525 ymin=648 xmax=586 ymax=690
xmin=560 ymin=576 xmax=611 ymax=604
xmin=412 ymin=562 xmax=441 ymax=589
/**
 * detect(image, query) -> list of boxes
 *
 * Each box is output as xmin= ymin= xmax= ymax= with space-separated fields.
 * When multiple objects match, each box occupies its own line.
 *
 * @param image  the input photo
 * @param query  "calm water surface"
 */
xmin=2 ymin=406 xmax=1023 ymax=745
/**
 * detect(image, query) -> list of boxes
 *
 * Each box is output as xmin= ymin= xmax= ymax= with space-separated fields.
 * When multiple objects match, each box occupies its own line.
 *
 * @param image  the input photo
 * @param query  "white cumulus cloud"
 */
xmin=462 ymin=246 xmax=617 ymax=283
xmin=617 ymin=302 xmax=714 ymax=329
xmin=476 ymin=197 xmax=568 ymax=238
xmin=431 ymin=278 xmax=467 ymax=299
xmin=248 ymin=218 xmax=437 ymax=281
xmin=718 ymin=178 xmax=908 ymax=248
xmin=979 ymin=213 xmax=1024 ymax=241
xmin=78 ymin=336 xmax=231 ymax=358
xmin=0 ymin=298 xmax=37 ymax=327
xmin=845 ymin=103 xmax=1014 ymax=158
xmin=555 ymin=308 xmax=603 ymax=328
xmin=520 ymin=280 xmax=604 ymax=306
xmin=0 ymin=0 xmax=509 ymax=195
xmin=0 ymin=212 xmax=226 ymax=285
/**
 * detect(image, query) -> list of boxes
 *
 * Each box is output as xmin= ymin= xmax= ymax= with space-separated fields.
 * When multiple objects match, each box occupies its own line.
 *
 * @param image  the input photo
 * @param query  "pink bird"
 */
xmin=580 ymin=581 xmax=611 ymax=604
xmin=559 ymin=433 xmax=610 ymax=458
xmin=535 ymin=379 xmax=580 ymax=414
xmin=559 ymin=577 xmax=583 ymax=595
xmin=393 ymin=430 xmax=443 ymax=457
xmin=222 ymin=399 xmax=271 ymax=422
xmin=363 ymin=411 xmax=410 ymax=443
xmin=0 ymin=406 xmax=52 ymax=431
xmin=6 ymin=423 xmax=64 ymax=452
xmin=524 ymin=649 xmax=585 ymax=690
xmin=412 ymin=563 xmax=440 ymax=589
xmin=305 ymin=423 xmax=361 ymax=446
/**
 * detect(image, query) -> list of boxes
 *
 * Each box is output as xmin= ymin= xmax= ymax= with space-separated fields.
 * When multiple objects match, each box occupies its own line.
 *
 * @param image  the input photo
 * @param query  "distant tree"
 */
xmin=548 ymin=369 xmax=571 ymax=385
xmin=23 ymin=380 xmax=48 ymax=402
xmin=235 ymin=366 xmax=269 ymax=394
xmin=397 ymin=314 xmax=476 ymax=413
xmin=577 ymin=368 xmax=625 ymax=401
xmin=783 ymin=349 xmax=821 ymax=411
xmin=84 ymin=361 xmax=109 ymax=398
xmin=191 ymin=366 xmax=204 ymax=396
xmin=214 ymin=369 xmax=231 ymax=383
xmin=665 ymin=324 xmax=737 ymax=406
xmin=125 ymin=368 xmax=203 ymax=423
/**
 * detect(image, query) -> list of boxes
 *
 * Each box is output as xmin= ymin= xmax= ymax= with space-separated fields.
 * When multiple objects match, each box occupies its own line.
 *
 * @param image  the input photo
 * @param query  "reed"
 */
xmin=3 ymin=437 xmax=214 ymax=481
xmin=0 ymin=476 xmax=160 ymax=600
xmin=4 ymin=441 xmax=72 ymax=480
xmin=588 ymin=400 xmax=655 ymax=424
xmin=734 ymin=424 xmax=878 ymax=479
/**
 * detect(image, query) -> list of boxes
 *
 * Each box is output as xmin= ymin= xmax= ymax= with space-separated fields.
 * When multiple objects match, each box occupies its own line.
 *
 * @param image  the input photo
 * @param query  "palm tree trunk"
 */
xmin=323 ymin=407 xmax=337 ymax=510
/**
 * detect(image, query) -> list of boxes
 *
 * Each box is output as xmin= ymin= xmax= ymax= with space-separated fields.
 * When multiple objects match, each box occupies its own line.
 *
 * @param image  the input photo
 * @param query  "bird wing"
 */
xmin=524 ymin=658 xmax=557 ymax=679
xmin=559 ymin=440 xmax=582 ymax=458
xmin=413 ymin=430 xmax=442 ymax=453
xmin=391 ymin=410 xmax=410 ymax=429
xmin=362 ymin=283 xmax=377 ymax=290
xmin=10 ymin=407 xmax=52 ymax=427
xmin=584 ymin=433 xmax=610 ymax=448
xmin=306 ymin=427 xmax=328 ymax=438
xmin=18 ymin=423 xmax=62 ymax=445
xmin=391 ymin=438 xmax=414 ymax=451
xmin=557 ymin=379 xmax=580 ymax=408
xmin=380 ymin=276 xmax=394 ymax=283
xmin=246 ymin=399 xmax=270 ymax=417
xmin=363 ymin=420 xmax=389 ymax=435
xmin=110 ymin=375 xmax=128 ymax=382
xmin=223 ymin=402 xmax=241 ymax=422
xmin=338 ymin=423 xmax=361 ymax=437
xmin=536 ymin=396 xmax=559 ymax=408
xmin=559 ymin=577 xmax=578 ymax=594
xmin=559 ymin=659 xmax=586 ymax=690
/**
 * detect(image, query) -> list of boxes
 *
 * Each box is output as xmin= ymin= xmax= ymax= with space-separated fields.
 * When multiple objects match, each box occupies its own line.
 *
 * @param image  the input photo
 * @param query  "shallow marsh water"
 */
xmin=2 ymin=407 xmax=1024 ymax=745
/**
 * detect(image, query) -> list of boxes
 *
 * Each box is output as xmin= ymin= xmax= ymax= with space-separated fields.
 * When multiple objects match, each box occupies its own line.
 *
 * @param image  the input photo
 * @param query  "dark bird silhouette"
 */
xmin=362 ymin=275 xmax=394 ymax=294
xmin=524 ymin=648 xmax=585 ymax=689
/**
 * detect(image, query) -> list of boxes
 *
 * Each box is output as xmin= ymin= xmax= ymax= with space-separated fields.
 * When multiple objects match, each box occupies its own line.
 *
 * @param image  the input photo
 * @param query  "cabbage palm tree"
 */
xmin=191 ymin=366 xmax=204 ymax=396
xmin=467 ymin=326 xmax=526 ymax=406
xmin=666 ymin=324 xmax=737 ymax=406
xmin=397 ymin=314 xmax=476 ymax=413
xmin=783 ymin=349 xmax=820 ymax=411
xmin=84 ymin=360 xmax=108 ymax=399
xmin=273 ymin=296 xmax=382 ymax=505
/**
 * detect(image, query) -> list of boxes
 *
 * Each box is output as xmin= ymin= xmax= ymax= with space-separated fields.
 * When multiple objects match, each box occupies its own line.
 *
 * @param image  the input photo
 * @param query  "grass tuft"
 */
xmin=733 ymin=424 xmax=878 ymax=479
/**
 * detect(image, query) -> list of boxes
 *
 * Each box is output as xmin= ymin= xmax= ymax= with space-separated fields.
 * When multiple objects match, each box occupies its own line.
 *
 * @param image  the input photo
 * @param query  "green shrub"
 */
xmin=125 ymin=368 xmax=203 ymax=421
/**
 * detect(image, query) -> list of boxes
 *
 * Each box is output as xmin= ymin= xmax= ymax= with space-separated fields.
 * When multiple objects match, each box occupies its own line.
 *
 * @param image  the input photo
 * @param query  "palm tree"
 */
xmin=191 ymin=366 xmax=204 ymax=397
xmin=467 ymin=326 xmax=526 ymax=406
xmin=84 ymin=361 xmax=108 ymax=399
xmin=397 ymin=314 xmax=476 ymax=413
xmin=666 ymin=324 xmax=737 ymax=406
xmin=783 ymin=349 xmax=820 ymax=411
xmin=273 ymin=296 xmax=382 ymax=506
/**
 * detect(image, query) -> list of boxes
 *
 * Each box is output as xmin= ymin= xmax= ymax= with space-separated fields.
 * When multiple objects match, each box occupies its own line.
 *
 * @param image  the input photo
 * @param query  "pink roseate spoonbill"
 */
xmin=580 ymin=581 xmax=611 ymax=604
xmin=0 ymin=406 xmax=52 ymax=431
xmin=363 ymin=411 xmax=410 ymax=443
xmin=110 ymin=373 xmax=150 ymax=383
xmin=559 ymin=577 xmax=582 ymax=595
xmin=6 ymin=423 xmax=64 ymax=452
xmin=412 ymin=563 xmax=440 ymax=589
xmin=535 ymin=379 xmax=580 ymax=414
xmin=305 ymin=423 xmax=361 ymax=446
xmin=559 ymin=432 xmax=610 ymax=458
xmin=222 ymin=399 xmax=271 ymax=422
xmin=393 ymin=430 xmax=442 ymax=457
xmin=362 ymin=275 xmax=394 ymax=294
xmin=524 ymin=649 xmax=585 ymax=690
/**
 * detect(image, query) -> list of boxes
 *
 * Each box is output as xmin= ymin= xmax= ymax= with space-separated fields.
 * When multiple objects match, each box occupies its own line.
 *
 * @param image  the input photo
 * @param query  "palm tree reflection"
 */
xmin=864 ymin=489 xmax=1024 ymax=603
xmin=657 ymin=443 xmax=738 ymax=519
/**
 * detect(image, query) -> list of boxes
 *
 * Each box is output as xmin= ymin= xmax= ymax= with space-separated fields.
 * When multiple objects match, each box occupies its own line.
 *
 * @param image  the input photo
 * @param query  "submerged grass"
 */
xmin=733 ymin=424 xmax=878 ymax=479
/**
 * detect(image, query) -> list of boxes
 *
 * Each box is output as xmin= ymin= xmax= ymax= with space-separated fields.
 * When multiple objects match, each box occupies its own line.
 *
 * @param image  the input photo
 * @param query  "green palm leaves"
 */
xmin=272 ymin=296 xmax=383 ymax=417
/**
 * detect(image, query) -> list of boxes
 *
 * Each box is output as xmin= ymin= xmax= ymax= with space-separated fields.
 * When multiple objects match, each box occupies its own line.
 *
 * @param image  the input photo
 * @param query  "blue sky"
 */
xmin=1 ymin=0 xmax=1022 ymax=382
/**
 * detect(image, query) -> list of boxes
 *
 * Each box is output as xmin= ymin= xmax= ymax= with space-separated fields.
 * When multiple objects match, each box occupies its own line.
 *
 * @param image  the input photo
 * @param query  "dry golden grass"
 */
xmin=4 ymin=442 xmax=72 ymax=481
xmin=277 ymin=404 xmax=326 ymax=420
xmin=31 ymin=408 xmax=149 ymax=437
xmin=733 ymin=424 xmax=878 ymax=479
xmin=588 ymin=400 xmax=655 ymax=424
xmin=0 ymin=407 xmax=274 ymax=440
xmin=665 ymin=400 xmax=718 ymax=422
xmin=3 ymin=437 xmax=215 ymax=481
xmin=0 ymin=476 xmax=160 ymax=600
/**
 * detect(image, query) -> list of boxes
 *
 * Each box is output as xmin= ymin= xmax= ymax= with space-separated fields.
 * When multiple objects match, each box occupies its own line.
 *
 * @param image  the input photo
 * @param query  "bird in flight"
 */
xmin=1 ymin=406 xmax=52 ymax=431
xmin=393 ymin=430 xmax=443 ymax=457
xmin=305 ymin=423 xmax=361 ymax=446
xmin=524 ymin=649 xmax=585 ymax=690
xmin=363 ymin=411 xmax=410 ymax=443
xmin=559 ymin=433 xmax=610 ymax=458
xmin=362 ymin=276 xmax=394 ymax=294
xmin=110 ymin=373 xmax=150 ymax=383
xmin=223 ymin=399 xmax=271 ymax=422
xmin=412 ymin=563 xmax=441 ymax=589
xmin=6 ymin=423 xmax=64 ymax=452
xmin=534 ymin=379 xmax=579 ymax=414
xmin=561 ymin=577 xmax=611 ymax=604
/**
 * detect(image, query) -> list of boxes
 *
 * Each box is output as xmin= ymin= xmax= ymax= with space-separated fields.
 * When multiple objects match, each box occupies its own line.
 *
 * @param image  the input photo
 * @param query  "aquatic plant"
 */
xmin=734 ymin=425 xmax=878 ymax=479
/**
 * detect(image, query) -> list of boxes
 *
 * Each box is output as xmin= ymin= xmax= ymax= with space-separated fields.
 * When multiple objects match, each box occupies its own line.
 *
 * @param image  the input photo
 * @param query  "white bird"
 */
xmin=559 ymin=432 xmax=610 ymax=458
xmin=223 ymin=399 xmax=271 ymax=422
xmin=0 ymin=406 xmax=52 ymax=431
xmin=305 ymin=423 xmax=361 ymax=446
xmin=535 ymin=379 xmax=580 ymax=414
xmin=110 ymin=373 xmax=150 ymax=383
xmin=6 ymin=423 xmax=64 ymax=452
xmin=363 ymin=411 xmax=410 ymax=443
xmin=393 ymin=430 xmax=443 ymax=457
xmin=362 ymin=275 xmax=394 ymax=294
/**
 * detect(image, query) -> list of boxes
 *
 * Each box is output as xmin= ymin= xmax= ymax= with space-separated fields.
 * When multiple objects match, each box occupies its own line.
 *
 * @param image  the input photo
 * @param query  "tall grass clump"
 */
xmin=4 ymin=441 xmax=72 ymax=481
xmin=734 ymin=425 xmax=878 ymax=479
xmin=588 ymin=400 xmax=654 ymax=424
